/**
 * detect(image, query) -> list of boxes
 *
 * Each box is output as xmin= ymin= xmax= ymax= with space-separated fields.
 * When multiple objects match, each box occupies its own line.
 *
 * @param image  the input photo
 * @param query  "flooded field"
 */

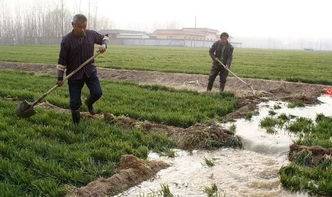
xmin=118 ymin=95 xmax=332 ymax=197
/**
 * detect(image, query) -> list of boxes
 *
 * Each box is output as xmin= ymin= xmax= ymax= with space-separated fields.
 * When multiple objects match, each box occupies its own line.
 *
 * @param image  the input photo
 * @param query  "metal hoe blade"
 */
xmin=16 ymin=100 xmax=36 ymax=118
xmin=15 ymin=52 xmax=101 ymax=118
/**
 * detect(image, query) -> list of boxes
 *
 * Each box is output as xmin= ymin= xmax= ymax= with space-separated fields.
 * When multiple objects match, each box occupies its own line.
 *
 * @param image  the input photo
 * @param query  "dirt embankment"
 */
xmin=67 ymin=155 xmax=170 ymax=197
xmin=2 ymin=61 xmax=331 ymax=196
xmin=36 ymin=101 xmax=242 ymax=150
xmin=1 ymin=61 xmax=330 ymax=121
xmin=0 ymin=61 xmax=329 ymax=102
xmin=18 ymin=101 xmax=241 ymax=196
xmin=289 ymin=144 xmax=332 ymax=166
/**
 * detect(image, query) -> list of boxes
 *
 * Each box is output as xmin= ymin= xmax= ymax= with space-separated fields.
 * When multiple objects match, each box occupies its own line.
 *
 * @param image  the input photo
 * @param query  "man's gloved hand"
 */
xmin=98 ymin=44 xmax=107 ymax=53
xmin=56 ymin=80 xmax=64 ymax=87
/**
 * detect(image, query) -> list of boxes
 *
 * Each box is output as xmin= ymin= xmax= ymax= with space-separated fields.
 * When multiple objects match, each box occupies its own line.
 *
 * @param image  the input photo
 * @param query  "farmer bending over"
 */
xmin=56 ymin=14 xmax=109 ymax=124
xmin=207 ymin=32 xmax=234 ymax=92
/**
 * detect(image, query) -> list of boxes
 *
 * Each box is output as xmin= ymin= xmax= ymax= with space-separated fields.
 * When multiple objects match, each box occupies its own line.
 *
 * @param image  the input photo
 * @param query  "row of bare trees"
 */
xmin=0 ymin=0 xmax=112 ymax=44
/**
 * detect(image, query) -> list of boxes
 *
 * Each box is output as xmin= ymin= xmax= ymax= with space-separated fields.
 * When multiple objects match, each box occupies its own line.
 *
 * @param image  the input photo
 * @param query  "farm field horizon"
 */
xmin=0 ymin=44 xmax=332 ymax=196
xmin=0 ymin=45 xmax=332 ymax=85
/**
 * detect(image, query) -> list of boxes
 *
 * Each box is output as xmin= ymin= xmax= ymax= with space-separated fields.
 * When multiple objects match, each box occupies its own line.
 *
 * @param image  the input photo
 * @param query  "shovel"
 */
xmin=215 ymin=58 xmax=256 ymax=96
xmin=16 ymin=51 xmax=101 ymax=118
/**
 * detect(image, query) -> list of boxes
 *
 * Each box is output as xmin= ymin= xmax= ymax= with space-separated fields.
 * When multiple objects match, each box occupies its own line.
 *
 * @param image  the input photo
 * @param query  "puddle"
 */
xmin=117 ymin=95 xmax=332 ymax=197
xmin=227 ymin=95 xmax=332 ymax=155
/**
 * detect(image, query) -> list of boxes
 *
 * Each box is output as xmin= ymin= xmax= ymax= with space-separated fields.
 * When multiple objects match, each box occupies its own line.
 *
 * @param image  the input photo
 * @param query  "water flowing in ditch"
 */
xmin=118 ymin=95 xmax=332 ymax=197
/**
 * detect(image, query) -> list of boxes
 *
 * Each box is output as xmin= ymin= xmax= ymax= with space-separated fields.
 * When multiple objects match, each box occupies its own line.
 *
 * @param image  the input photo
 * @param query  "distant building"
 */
xmin=99 ymin=29 xmax=150 ymax=39
xmin=98 ymin=28 xmax=242 ymax=48
xmin=152 ymin=28 xmax=219 ymax=41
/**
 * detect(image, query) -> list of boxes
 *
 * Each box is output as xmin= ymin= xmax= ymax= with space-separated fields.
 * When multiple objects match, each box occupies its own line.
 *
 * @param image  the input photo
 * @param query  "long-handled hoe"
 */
xmin=16 ymin=51 xmax=101 ymax=118
xmin=215 ymin=58 xmax=256 ymax=96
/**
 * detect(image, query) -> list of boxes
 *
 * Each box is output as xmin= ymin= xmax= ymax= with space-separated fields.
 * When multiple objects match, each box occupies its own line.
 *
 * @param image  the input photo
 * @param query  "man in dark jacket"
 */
xmin=56 ymin=14 xmax=109 ymax=124
xmin=207 ymin=32 xmax=234 ymax=91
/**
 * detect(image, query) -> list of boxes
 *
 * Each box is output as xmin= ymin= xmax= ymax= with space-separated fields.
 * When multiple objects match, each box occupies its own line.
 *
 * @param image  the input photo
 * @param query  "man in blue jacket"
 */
xmin=56 ymin=14 xmax=109 ymax=124
xmin=207 ymin=32 xmax=234 ymax=92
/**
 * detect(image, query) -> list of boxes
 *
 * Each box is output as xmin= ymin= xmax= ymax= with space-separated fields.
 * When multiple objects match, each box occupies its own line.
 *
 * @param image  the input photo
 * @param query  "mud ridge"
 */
xmin=0 ymin=61 xmax=329 ymax=102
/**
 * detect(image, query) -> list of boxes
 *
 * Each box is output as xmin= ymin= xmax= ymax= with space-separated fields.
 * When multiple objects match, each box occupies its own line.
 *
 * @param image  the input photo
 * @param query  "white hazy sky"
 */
xmin=6 ymin=0 xmax=332 ymax=39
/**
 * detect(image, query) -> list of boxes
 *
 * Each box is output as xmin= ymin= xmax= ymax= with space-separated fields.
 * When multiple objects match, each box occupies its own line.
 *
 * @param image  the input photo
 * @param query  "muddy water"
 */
xmin=118 ymin=95 xmax=332 ymax=197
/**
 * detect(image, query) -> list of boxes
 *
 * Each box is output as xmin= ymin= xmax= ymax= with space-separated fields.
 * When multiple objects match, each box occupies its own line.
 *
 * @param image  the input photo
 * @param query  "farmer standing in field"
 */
xmin=56 ymin=14 xmax=109 ymax=124
xmin=207 ymin=32 xmax=234 ymax=92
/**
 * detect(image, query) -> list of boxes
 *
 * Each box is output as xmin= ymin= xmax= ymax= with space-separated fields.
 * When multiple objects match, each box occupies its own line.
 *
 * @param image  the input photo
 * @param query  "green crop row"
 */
xmin=0 ymin=99 xmax=176 ymax=196
xmin=0 ymin=70 xmax=237 ymax=127
xmin=0 ymin=45 xmax=332 ymax=84
xmin=261 ymin=114 xmax=332 ymax=196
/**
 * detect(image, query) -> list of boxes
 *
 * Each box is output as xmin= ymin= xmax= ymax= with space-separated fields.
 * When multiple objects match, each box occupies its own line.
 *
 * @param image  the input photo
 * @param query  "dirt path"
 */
xmin=6 ymin=98 xmax=241 ymax=196
xmin=1 ymin=61 xmax=331 ymax=121
xmin=0 ymin=61 xmax=330 ymax=101
xmin=3 ymin=62 xmax=331 ymax=196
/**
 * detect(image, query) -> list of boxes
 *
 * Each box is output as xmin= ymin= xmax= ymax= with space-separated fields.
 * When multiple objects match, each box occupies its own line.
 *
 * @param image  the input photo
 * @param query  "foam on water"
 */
xmin=117 ymin=95 xmax=332 ymax=197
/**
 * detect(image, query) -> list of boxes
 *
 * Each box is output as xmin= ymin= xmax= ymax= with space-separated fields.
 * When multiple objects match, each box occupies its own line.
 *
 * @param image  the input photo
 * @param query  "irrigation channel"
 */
xmin=117 ymin=95 xmax=332 ymax=197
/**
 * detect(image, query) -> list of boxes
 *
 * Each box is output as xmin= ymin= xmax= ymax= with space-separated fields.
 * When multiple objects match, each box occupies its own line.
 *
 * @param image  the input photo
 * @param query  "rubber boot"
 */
xmin=219 ymin=84 xmax=225 ymax=92
xmin=85 ymin=96 xmax=97 ymax=115
xmin=207 ymin=81 xmax=213 ymax=91
xmin=71 ymin=109 xmax=80 ymax=124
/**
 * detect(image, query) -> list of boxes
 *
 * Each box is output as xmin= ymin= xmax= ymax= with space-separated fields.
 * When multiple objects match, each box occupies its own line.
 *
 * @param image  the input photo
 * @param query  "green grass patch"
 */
xmin=245 ymin=111 xmax=254 ymax=120
xmin=280 ymin=114 xmax=332 ymax=196
xmin=228 ymin=124 xmax=236 ymax=133
xmin=203 ymin=158 xmax=215 ymax=167
xmin=0 ymin=99 xmax=175 ymax=196
xmin=1 ymin=45 xmax=332 ymax=85
xmin=259 ymin=113 xmax=295 ymax=133
xmin=137 ymin=184 xmax=175 ymax=197
xmin=280 ymin=164 xmax=332 ymax=196
xmin=0 ymin=70 xmax=237 ymax=127
xmin=293 ymin=115 xmax=332 ymax=148
xmin=204 ymin=183 xmax=224 ymax=197
xmin=268 ymin=110 xmax=277 ymax=116
xmin=260 ymin=117 xmax=281 ymax=128
xmin=288 ymin=101 xmax=305 ymax=108
xmin=287 ymin=117 xmax=313 ymax=133
xmin=273 ymin=104 xmax=282 ymax=110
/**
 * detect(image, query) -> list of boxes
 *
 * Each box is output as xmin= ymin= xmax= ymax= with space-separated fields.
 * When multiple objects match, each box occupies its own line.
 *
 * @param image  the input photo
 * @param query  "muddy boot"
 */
xmin=219 ymin=83 xmax=225 ymax=92
xmin=71 ymin=110 xmax=80 ymax=124
xmin=85 ymin=96 xmax=97 ymax=115
xmin=207 ymin=81 xmax=213 ymax=91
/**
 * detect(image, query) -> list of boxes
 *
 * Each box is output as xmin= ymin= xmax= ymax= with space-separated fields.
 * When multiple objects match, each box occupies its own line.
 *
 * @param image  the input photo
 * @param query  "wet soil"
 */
xmin=18 ymin=101 xmax=241 ymax=196
xmin=0 ymin=61 xmax=329 ymax=101
xmin=2 ymin=61 xmax=331 ymax=196
xmin=289 ymin=144 xmax=332 ymax=166
xmin=67 ymin=155 xmax=170 ymax=197
xmin=36 ymin=101 xmax=242 ymax=150
xmin=1 ymin=61 xmax=330 ymax=121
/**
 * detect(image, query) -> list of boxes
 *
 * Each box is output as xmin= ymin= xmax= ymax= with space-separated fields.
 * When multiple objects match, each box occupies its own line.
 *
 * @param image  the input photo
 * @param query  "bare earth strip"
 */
xmin=2 ymin=62 xmax=331 ymax=196
xmin=5 ymin=98 xmax=241 ymax=196
xmin=0 ymin=61 xmax=330 ymax=101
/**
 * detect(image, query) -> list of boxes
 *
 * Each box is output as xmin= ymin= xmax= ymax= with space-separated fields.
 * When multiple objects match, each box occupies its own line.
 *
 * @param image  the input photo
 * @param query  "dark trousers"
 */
xmin=68 ymin=72 xmax=102 ymax=110
xmin=207 ymin=63 xmax=229 ymax=91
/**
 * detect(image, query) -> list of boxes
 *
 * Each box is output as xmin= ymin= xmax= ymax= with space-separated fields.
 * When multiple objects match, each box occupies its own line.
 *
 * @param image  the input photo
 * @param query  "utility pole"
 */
xmin=94 ymin=0 xmax=97 ymax=30
xmin=78 ymin=0 xmax=82 ymax=13
xmin=194 ymin=16 xmax=197 ymax=47
xmin=88 ymin=0 xmax=91 ymax=26
xmin=61 ymin=0 xmax=64 ymax=37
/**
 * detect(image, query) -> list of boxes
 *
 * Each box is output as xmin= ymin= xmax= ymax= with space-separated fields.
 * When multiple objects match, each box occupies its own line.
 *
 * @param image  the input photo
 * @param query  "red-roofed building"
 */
xmin=152 ymin=28 xmax=219 ymax=41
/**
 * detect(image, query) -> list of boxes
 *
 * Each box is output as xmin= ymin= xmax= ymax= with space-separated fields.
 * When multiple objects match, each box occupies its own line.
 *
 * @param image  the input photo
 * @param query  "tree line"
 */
xmin=0 ymin=0 xmax=112 ymax=44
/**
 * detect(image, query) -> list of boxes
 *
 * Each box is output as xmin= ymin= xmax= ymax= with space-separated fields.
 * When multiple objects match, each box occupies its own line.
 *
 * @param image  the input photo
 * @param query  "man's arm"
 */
xmin=99 ymin=34 xmax=110 ymax=53
xmin=209 ymin=42 xmax=218 ymax=61
xmin=226 ymin=46 xmax=234 ymax=67
xmin=56 ymin=40 xmax=68 ymax=86
xmin=94 ymin=32 xmax=110 ymax=53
